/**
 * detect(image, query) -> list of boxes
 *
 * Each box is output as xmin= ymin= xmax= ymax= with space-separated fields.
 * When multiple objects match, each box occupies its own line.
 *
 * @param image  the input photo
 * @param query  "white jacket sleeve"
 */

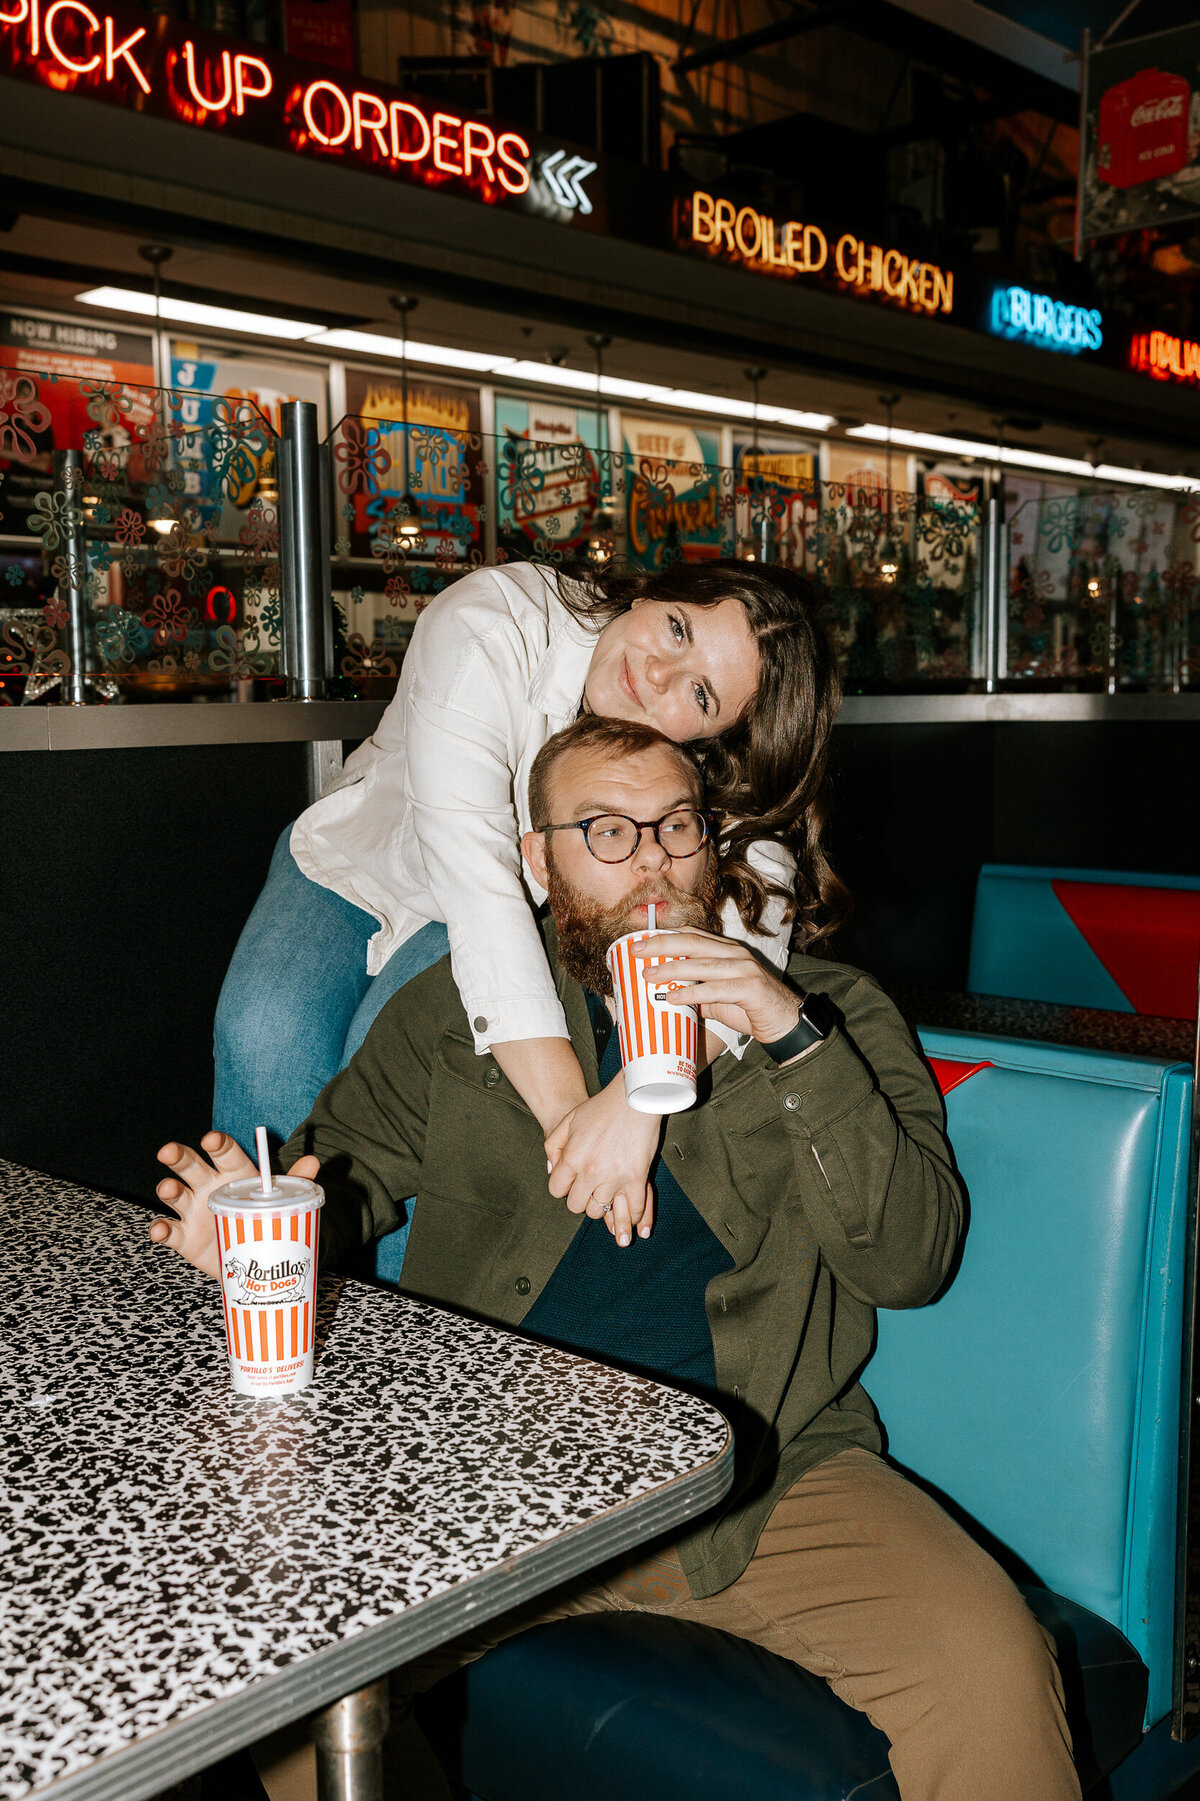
xmin=711 ymin=836 xmax=797 ymax=1058
xmin=403 ymin=635 xmax=570 ymax=1055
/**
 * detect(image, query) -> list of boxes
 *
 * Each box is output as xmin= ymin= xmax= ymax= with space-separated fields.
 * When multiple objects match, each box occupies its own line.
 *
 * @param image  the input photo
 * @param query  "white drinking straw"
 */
xmin=254 ymin=1125 xmax=273 ymax=1196
xmin=647 ymin=902 xmax=657 ymax=932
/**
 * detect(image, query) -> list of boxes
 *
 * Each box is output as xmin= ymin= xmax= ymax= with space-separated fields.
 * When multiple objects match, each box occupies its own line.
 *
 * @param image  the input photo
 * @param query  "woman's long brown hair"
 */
xmin=552 ymin=559 xmax=851 ymax=953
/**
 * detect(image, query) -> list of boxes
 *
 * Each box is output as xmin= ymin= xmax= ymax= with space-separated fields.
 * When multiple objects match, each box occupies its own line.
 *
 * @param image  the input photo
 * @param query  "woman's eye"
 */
xmin=669 ymin=613 xmax=685 ymax=642
xmin=693 ymin=683 xmax=709 ymax=714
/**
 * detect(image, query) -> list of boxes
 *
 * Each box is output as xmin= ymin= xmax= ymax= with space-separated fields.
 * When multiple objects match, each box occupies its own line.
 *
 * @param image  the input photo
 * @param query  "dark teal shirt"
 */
xmin=521 ymin=999 xmax=734 ymax=1390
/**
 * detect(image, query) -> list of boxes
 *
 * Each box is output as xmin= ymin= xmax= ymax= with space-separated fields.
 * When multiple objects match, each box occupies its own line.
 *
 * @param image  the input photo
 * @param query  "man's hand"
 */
xmin=545 ymin=1073 xmax=661 ymax=1248
xmin=151 ymin=1132 xmax=321 ymax=1279
xmin=635 ymin=929 xmax=801 ymax=1047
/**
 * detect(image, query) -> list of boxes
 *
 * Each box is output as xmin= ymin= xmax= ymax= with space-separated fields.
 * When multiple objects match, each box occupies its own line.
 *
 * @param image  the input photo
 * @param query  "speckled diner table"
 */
xmin=0 ymin=1161 xmax=733 ymax=1801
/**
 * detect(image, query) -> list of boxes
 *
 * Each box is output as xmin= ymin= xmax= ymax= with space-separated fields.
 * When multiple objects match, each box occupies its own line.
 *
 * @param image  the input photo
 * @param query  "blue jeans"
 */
xmin=213 ymin=824 xmax=448 ymax=1282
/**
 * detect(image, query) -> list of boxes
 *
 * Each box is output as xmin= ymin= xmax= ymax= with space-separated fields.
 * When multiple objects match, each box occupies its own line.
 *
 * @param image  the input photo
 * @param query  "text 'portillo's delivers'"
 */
xmin=681 ymin=190 xmax=955 ymax=316
xmin=0 ymin=0 xmax=532 ymax=201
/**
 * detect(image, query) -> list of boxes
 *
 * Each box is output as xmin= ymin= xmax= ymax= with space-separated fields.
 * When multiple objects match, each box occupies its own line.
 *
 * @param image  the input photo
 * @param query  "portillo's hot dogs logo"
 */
xmin=223 ymin=1250 xmax=312 ymax=1308
xmin=679 ymin=190 xmax=954 ymax=316
xmin=0 ymin=0 xmax=534 ymax=204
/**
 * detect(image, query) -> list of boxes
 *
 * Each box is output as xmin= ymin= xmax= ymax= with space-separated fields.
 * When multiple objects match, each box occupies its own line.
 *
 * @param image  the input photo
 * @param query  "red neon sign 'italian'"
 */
xmin=0 ymin=0 xmax=532 ymax=201
xmin=1130 ymin=329 xmax=1200 ymax=387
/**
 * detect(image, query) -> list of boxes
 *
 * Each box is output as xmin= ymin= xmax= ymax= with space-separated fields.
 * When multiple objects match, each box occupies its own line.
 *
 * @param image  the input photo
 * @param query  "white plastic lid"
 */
xmin=208 ymin=1174 xmax=324 ymax=1216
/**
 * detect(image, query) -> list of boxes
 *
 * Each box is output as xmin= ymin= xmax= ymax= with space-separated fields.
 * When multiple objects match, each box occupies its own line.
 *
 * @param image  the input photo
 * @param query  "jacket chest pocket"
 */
xmin=425 ymin=1038 xmax=544 ymax=1215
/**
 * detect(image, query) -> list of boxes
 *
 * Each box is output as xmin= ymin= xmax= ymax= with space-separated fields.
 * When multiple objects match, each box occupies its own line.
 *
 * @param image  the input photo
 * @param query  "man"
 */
xmin=153 ymin=715 xmax=1080 ymax=1801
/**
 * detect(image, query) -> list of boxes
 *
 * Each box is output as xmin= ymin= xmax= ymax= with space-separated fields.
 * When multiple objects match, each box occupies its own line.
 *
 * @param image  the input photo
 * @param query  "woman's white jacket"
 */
xmin=291 ymin=561 xmax=794 ymax=1056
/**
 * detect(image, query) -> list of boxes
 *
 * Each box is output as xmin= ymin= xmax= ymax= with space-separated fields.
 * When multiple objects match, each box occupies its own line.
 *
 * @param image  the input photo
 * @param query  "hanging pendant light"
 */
xmin=389 ymin=294 xmax=423 ymax=542
xmin=585 ymin=330 xmax=614 ymax=559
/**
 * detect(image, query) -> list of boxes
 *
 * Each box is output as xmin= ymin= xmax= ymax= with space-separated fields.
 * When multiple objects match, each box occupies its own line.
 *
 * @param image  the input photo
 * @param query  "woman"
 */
xmin=214 ymin=556 xmax=845 ymax=1262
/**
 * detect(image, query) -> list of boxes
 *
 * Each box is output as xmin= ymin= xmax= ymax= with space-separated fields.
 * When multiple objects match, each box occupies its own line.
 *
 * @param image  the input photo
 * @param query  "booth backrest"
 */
xmin=967 ymin=864 xmax=1200 ymax=1017
xmin=866 ymin=1029 xmax=1192 ymax=1729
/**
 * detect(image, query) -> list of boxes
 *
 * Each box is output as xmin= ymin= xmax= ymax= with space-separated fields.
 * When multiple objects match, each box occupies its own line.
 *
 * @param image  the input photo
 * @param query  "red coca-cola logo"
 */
xmin=1130 ymin=95 xmax=1185 ymax=127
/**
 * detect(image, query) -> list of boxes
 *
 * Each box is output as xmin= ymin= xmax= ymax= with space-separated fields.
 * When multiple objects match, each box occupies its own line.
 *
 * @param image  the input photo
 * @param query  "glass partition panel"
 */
xmin=1006 ymin=485 xmax=1200 ymax=690
xmin=1 ymin=368 xmax=282 ymax=701
xmin=325 ymin=413 xmax=984 ymax=697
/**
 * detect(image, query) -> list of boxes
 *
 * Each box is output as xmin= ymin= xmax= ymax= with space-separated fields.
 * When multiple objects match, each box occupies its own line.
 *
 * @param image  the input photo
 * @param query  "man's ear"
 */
xmin=522 ymin=830 xmax=550 ymax=889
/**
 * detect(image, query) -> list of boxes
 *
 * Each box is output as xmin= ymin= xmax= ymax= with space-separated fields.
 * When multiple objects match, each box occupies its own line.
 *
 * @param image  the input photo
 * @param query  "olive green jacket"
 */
xmin=281 ymin=925 xmax=962 ymax=1599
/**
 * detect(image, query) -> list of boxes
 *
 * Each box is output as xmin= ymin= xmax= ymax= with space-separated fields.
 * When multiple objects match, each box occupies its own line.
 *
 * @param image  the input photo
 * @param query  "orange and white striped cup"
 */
xmin=605 ymin=929 xmax=698 ymax=1115
xmin=208 ymin=1175 xmax=324 ymax=1398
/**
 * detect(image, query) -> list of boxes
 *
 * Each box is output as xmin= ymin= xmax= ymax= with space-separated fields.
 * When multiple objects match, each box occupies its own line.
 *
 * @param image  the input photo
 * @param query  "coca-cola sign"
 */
xmin=1129 ymin=95 xmax=1185 ymax=128
xmin=1081 ymin=26 xmax=1200 ymax=242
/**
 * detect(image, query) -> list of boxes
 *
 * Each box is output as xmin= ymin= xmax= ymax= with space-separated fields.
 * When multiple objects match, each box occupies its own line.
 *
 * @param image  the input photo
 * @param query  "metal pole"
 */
xmin=278 ymin=399 xmax=332 ymax=702
xmin=1172 ymin=960 xmax=1200 ymax=1740
xmin=980 ymin=493 xmax=1003 ymax=693
xmin=55 ymin=448 xmax=90 ymax=706
xmin=312 ymin=1678 xmax=389 ymax=1801
xmin=1074 ymin=28 xmax=1090 ymax=263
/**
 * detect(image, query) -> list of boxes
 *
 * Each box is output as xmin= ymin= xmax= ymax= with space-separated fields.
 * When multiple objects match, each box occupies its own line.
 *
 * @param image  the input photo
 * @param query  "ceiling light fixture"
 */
xmin=310 ymin=327 xmax=836 ymax=427
xmin=78 ymin=286 xmax=321 ymax=342
xmin=845 ymin=423 xmax=1196 ymax=493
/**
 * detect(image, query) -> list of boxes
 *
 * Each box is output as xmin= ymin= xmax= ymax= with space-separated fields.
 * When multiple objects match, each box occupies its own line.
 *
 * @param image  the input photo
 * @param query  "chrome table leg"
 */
xmin=313 ymin=1678 xmax=390 ymax=1801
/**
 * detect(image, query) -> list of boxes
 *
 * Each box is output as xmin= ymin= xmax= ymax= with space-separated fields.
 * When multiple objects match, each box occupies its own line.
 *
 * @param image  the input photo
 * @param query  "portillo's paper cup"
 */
xmin=606 ymin=930 xmax=699 ymax=1115
xmin=208 ymin=1175 xmax=324 ymax=1398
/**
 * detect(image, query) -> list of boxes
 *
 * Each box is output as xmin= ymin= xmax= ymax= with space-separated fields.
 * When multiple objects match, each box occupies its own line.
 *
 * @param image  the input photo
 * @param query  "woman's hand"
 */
xmin=152 ymin=1132 xmax=321 ymax=1278
xmin=636 ymin=929 xmax=801 ymax=1046
xmin=545 ymin=1073 xmax=662 ymax=1248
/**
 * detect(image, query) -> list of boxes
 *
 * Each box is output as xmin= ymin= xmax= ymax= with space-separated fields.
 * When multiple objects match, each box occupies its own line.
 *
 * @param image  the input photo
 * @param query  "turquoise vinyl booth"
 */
xmin=967 ymin=864 xmax=1200 ymax=1018
xmin=417 ymin=1029 xmax=1198 ymax=1799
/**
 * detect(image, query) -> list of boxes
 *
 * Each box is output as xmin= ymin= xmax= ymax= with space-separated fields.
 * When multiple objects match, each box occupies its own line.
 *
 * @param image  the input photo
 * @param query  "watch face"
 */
xmin=801 ymin=993 xmax=836 ymax=1038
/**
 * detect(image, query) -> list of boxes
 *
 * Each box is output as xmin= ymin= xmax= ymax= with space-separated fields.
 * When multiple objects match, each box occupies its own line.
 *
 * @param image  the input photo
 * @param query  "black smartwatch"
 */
xmin=761 ymin=992 xmax=836 ymax=1064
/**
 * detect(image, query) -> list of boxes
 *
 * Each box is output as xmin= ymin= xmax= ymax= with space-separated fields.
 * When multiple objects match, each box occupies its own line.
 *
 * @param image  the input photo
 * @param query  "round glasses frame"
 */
xmin=541 ymin=809 xmax=716 ymax=865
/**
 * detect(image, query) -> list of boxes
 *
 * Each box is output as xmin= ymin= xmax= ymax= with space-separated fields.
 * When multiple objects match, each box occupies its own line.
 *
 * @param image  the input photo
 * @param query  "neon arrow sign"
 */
xmin=539 ymin=149 xmax=597 ymax=215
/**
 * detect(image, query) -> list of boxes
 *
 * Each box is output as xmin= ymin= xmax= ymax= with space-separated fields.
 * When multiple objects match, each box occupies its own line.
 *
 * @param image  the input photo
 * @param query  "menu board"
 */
xmin=825 ymin=442 xmax=915 ymax=501
xmin=494 ymin=394 xmax=607 ymax=556
xmin=340 ymin=367 xmax=484 ymax=562
xmin=620 ymin=414 xmax=725 ymax=571
xmin=0 ymin=310 xmax=156 ymax=530
xmin=168 ymin=348 xmax=327 ymax=539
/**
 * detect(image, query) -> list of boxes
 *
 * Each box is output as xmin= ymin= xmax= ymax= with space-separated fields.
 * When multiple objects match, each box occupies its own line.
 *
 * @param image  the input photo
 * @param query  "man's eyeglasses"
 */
xmin=541 ymin=808 xmax=715 ymax=865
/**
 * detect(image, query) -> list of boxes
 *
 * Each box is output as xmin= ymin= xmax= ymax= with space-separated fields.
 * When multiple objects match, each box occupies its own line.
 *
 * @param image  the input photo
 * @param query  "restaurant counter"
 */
xmin=2 ymin=693 xmax=1200 ymax=755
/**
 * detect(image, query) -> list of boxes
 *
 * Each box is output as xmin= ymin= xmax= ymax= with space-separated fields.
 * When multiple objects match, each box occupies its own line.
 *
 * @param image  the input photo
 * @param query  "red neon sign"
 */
xmin=0 ymin=0 xmax=533 ymax=202
xmin=204 ymin=584 xmax=237 ymax=625
xmin=1130 ymin=329 xmax=1200 ymax=387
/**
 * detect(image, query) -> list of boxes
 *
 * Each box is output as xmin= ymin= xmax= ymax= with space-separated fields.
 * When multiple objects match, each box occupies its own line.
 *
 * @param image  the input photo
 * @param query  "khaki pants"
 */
xmin=256 ymin=1447 xmax=1081 ymax=1801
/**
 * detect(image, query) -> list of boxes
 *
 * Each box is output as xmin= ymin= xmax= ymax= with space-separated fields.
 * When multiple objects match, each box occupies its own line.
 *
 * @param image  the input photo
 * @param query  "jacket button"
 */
xmin=783 ymin=1092 xmax=803 ymax=1112
xmin=515 ymin=1276 xmax=531 ymax=1296
xmin=474 ymin=1016 xmax=489 ymax=1033
xmin=484 ymin=1068 xmax=501 ymax=1087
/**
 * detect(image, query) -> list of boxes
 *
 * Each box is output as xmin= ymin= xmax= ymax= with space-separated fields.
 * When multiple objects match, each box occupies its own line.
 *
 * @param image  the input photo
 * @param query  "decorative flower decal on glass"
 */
xmin=81 ymin=380 xmax=134 ymax=428
xmin=500 ymin=445 xmax=545 ymax=520
xmin=340 ymin=633 xmax=398 ymax=680
xmin=29 ymin=490 xmax=82 ymax=552
xmin=160 ymin=522 xmax=207 ymax=584
xmin=209 ymin=623 xmax=272 ymax=679
xmin=0 ymin=372 xmax=51 ymax=462
xmin=114 ymin=508 xmax=146 ymax=547
xmin=95 ymin=607 xmax=144 ymax=668
xmin=334 ymin=419 xmax=391 ymax=496
xmin=141 ymin=588 xmax=195 ymax=647
xmin=239 ymin=501 xmax=279 ymax=558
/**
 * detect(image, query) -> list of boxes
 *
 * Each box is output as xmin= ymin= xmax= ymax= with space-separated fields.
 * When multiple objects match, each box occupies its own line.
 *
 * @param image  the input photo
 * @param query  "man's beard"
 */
xmin=546 ymin=851 xmax=721 ymax=996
